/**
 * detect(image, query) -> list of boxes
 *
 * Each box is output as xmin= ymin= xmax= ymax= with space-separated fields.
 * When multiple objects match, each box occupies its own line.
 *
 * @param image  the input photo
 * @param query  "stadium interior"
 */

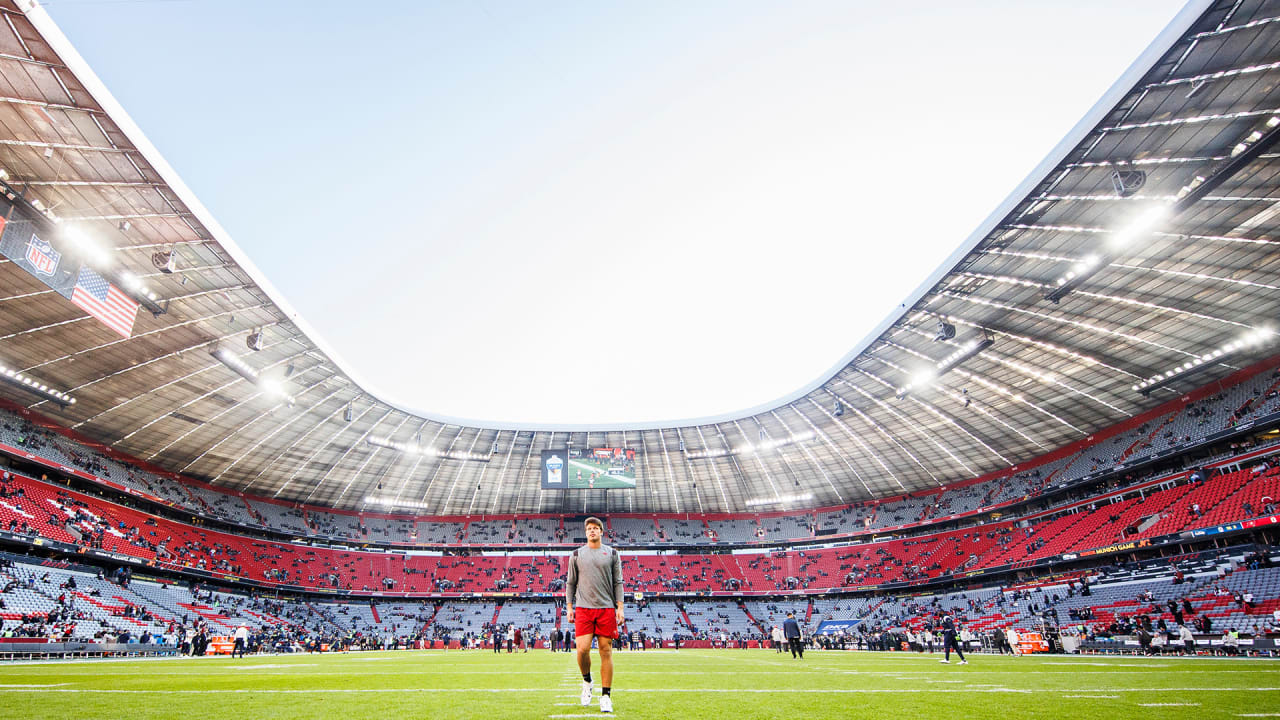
xmin=0 ymin=0 xmax=1278 ymax=673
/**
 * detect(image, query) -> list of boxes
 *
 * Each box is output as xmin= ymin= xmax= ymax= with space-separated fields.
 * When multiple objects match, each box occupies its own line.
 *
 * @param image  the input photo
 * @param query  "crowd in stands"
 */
xmin=1 ymin=360 xmax=1279 ymax=555
xmin=6 ymin=545 xmax=1276 ymax=655
xmin=1 ymin=360 xmax=1280 ymax=660
xmin=1 ymin=445 xmax=1279 ymax=597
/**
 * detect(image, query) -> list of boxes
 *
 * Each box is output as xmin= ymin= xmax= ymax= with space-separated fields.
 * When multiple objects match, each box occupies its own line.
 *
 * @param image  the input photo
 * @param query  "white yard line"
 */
xmin=9 ymin=687 xmax=1274 ymax=694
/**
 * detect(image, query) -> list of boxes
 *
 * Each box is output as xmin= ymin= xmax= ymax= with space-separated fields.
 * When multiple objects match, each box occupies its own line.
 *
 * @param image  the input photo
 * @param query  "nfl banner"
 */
xmin=0 ymin=215 xmax=80 ymax=299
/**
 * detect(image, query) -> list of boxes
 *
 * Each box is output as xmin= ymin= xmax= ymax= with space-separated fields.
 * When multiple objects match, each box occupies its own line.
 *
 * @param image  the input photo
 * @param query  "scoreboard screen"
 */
xmin=541 ymin=448 xmax=637 ymax=490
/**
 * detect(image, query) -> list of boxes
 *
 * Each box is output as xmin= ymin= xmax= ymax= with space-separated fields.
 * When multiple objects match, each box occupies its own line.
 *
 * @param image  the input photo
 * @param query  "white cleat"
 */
xmin=600 ymin=694 xmax=613 ymax=713
xmin=581 ymin=681 xmax=593 ymax=706
xmin=939 ymin=659 xmax=949 ymax=663
xmin=959 ymin=660 xmax=968 ymax=665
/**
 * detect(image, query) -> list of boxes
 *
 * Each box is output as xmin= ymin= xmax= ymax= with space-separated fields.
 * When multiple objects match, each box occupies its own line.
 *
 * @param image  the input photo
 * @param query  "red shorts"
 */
xmin=574 ymin=607 xmax=617 ymax=639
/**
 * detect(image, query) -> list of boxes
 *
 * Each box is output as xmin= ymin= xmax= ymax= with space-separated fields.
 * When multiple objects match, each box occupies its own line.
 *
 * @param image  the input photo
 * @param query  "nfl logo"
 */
xmin=25 ymin=234 xmax=60 ymax=276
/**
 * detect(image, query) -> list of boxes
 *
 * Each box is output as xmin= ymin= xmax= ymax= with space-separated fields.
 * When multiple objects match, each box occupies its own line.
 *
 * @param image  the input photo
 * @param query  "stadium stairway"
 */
xmin=677 ymin=602 xmax=694 ymax=632
xmin=370 ymin=604 xmax=381 ymax=624
xmin=179 ymin=602 xmax=236 ymax=631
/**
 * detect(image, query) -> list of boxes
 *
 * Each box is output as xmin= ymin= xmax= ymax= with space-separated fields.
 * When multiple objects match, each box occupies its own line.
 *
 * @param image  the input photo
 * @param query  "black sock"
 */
xmin=602 ymin=687 xmax=611 ymax=695
xmin=583 ymin=673 xmax=592 ymax=683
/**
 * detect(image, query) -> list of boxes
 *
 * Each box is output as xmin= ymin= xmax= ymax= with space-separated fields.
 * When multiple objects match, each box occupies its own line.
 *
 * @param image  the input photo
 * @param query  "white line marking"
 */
xmin=2 ymin=687 xmax=1277 ymax=695
xmin=1063 ymin=695 xmax=1119 ymax=698
xmin=1139 ymin=703 xmax=1201 ymax=707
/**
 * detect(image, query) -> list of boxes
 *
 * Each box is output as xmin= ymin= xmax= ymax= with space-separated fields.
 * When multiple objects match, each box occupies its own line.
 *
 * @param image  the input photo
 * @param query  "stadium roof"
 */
xmin=0 ymin=0 xmax=1277 ymax=515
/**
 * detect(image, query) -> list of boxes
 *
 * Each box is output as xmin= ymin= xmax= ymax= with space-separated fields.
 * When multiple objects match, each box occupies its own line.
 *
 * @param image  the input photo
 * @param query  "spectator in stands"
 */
xmin=1221 ymin=628 xmax=1240 ymax=656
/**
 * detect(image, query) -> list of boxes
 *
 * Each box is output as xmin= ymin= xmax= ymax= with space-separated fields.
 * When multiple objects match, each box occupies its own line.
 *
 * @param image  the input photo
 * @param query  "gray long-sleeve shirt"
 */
xmin=566 ymin=543 xmax=623 ymax=609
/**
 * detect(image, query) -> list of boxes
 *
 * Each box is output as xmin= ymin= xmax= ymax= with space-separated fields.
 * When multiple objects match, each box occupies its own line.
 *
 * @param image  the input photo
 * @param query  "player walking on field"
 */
xmin=567 ymin=516 xmax=624 ymax=714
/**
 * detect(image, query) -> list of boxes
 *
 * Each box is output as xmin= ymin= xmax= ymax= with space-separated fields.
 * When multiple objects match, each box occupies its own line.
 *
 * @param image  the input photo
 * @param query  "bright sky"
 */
xmin=45 ymin=0 xmax=1187 ymax=427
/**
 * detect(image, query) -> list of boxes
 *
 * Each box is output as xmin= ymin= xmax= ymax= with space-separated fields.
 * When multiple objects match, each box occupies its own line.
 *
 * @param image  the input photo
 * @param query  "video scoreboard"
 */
xmin=540 ymin=448 xmax=637 ymax=490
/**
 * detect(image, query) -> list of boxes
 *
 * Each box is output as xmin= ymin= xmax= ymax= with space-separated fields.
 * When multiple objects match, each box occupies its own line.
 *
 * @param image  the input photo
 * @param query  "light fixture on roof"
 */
xmin=246 ymin=330 xmax=264 ymax=352
xmin=1046 ymin=113 xmax=1280 ymax=305
xmin=151 ymin=250 xmax=175 ymax=273
xmin=1110 ymin=167 xmax=1146 ymax=197
xmin=0 ymin=362 xmax=75 ymax=407
xmin=366 ymin=435 xmax=489 ymax=462
xmin=210 ymin=346 xmax=294 ymax=405
xmin=689 ymin=431 xmax=814 ymax=459
xmin=744 ymin=492 xmax=813 ymax=507
xmin=933 ymin=320 xmax=956 ymax=342
xmin=897 ymin=331 xmax=995 ymax=399
xmin=1043 ymin=204 xmax=1170 ymax=303
xmin=343 ymin=401 xmax=354 ymax=423
xmin=363 ymin=496 xmax=430 ymax=510
xmin=55 ymin=224 xmax=166 ymax=314
xmin=833 ymin=398 xmax=845 ymax=417
xmin=1132 ymin=327 xmax=1276 ymax=396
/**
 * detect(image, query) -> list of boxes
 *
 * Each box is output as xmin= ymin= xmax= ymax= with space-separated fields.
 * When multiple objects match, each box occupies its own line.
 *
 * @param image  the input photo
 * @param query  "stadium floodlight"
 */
xmin=62 ymin=225 xmax=111 ymax=267
xmin=745 ymin=492 xmax=813 ymax=507
xmin=690 ymin=431 xmax=814 ymax=459
xmin=59 ymin=225 xmax=166 ymax=315
xmin=363 ymin=496 xmax=431 ymax=510
xmin=210 ymin=347 xmax=294 ymax=405
xmin=366 ymin=435 xmax=489 ymax=462
xmin=1133 ymin=327 xmax=1276 ymax=396
xmin=897 ymin=332 xmax=994 ymax=399
xmin=246 ymin=330 xmax=264 ymax=352
xmin=343 ymin=402 xmax=354 ymax=422
xmin=0 ymin=362 xmax=75 ymax=407
xmin=736 ymin=431 xmax=814 ymax=455
xmin=1046 ymin=113 xmax=1280 ymax=305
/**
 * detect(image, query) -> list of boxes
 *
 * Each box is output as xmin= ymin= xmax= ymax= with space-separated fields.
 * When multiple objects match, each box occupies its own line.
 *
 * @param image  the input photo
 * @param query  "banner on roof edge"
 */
xmin=0 ymin=213 xmax=81 ymax=299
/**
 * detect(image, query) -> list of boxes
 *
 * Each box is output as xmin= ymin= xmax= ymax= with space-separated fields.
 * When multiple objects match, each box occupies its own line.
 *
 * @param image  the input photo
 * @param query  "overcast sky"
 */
xmin=44 ymin=0 xmax=1187 ymax=426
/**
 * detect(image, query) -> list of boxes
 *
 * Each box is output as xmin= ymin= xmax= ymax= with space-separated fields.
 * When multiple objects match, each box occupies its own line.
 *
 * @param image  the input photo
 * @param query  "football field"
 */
xmin=0 ymin=648 xmax=1276 ymax=720
xmin=568 ymin=458 xmax=636 ymax=489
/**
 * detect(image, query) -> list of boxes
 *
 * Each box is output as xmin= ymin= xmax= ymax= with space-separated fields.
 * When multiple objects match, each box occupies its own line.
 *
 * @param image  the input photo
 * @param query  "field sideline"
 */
xmin=0 ymin=648 xmax=1276 ymax=719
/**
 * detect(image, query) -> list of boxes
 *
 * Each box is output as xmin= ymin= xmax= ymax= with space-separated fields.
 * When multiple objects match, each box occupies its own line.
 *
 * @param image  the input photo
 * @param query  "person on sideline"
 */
xmin=783 ymin=611 xmax=804 ymax=659
xmin=567 ymin=517 xmax=624 ymax=714
xmin=232 ymin=624 xmax=249 ymax=659
xmin=938 ymin=614 xmax=967 ymax=665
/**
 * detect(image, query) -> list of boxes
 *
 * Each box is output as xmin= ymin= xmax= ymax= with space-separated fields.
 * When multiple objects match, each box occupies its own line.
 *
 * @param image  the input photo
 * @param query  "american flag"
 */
xmin=71 ymin=266 xmax=138 ymax=338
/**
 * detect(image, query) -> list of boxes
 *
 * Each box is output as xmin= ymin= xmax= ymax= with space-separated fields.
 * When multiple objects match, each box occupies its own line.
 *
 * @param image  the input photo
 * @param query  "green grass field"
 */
xmin=0 ymin=648 xmax=1276 ymax=720
xmin=568 ymin=458 xmax=636 ymax=489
